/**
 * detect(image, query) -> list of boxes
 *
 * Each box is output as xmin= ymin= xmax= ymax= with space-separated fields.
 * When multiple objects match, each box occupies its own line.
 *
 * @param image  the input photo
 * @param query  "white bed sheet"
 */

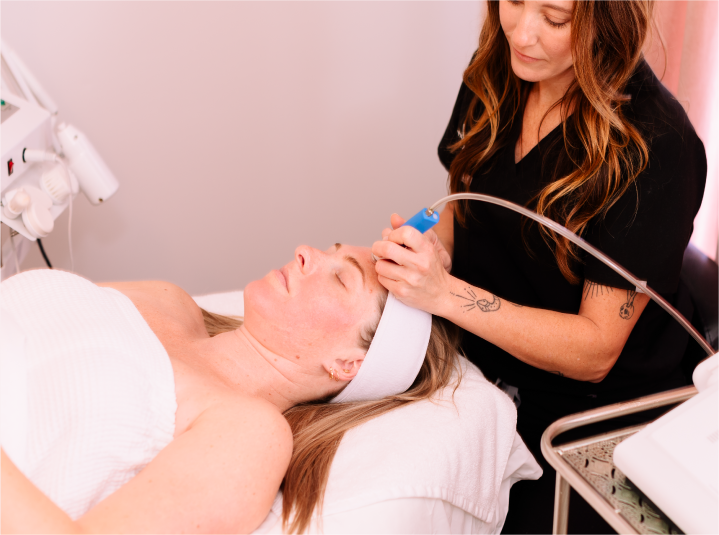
xmin=254 ymin=496 xmax=495 ymax=534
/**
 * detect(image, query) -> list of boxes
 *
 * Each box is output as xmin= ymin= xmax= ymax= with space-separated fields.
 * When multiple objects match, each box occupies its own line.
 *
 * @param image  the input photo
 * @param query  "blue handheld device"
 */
xmin=372 ymin=208 xmax=440 ymax=262
xmin=402 ymin=208 xmax=440 ymax=233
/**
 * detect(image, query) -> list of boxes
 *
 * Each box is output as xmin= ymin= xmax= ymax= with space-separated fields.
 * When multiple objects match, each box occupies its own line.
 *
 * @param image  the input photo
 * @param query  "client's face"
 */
xmin=244 ymin=243 xmax=385 ymax=374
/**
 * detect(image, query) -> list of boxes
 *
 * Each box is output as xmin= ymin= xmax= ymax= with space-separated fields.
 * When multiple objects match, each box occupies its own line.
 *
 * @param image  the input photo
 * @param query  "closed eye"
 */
xmin=545 ymin=16 xmax=568 ymax=28
xmin=335 ymin=272 xmax=346 ymax=289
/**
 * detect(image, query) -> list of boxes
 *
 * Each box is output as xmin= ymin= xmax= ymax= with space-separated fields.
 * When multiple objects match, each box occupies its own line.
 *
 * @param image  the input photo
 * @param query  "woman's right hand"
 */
xmin=381 ymin=213 xmax=453 ymax=273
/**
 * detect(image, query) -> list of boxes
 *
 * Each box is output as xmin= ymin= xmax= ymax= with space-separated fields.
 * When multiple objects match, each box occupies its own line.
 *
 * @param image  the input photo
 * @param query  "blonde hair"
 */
xmin=449 ymin=0 xmax=654 ymax=283
xmin=201 ymin=305 xmax=460 ymax=534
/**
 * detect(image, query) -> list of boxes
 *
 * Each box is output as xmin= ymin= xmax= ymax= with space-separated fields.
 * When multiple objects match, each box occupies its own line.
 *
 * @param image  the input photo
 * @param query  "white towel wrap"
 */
xmin=0 ymin=269 xmax=177 ymax=520
xmin=332 ymin=292 xmax=432 ymax=403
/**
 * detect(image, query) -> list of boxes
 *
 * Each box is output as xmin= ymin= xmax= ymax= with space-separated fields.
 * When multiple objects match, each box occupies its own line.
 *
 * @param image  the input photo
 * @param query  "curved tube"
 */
xmin=426 ymin=193 xmax=716 ymax=358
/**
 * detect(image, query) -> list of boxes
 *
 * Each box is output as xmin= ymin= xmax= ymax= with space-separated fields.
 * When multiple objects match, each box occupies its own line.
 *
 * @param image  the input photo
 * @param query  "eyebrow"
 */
xmin=344 ymin=255 xmax=366 ymax=287
xmin=542 ymin=3 xmax=572 ymax=15
xmin=334 ymin=243 xmax=366 ymax=287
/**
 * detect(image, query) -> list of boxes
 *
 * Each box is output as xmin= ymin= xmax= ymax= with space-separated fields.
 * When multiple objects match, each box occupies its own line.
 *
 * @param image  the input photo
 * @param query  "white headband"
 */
xmin=331 ymin=293 xmax=432 ymax=403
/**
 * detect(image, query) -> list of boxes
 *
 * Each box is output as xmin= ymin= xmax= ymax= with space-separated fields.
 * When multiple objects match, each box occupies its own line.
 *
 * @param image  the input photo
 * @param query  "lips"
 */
xmin=513 ymin=47 xmax=539 ymax=63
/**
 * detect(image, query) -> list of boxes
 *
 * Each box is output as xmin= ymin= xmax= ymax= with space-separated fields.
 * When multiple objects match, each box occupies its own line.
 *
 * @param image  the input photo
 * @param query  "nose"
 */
xmin=294 ymin=245 xmax=321 ymax=274
xmin=512 ymin=8 xmax=538 ymax=49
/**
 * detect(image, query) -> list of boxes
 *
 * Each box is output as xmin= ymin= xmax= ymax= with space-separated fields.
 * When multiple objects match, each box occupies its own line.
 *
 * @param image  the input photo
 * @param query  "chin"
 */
xmin=511 ymin=60 xmax=544 ymax=82
xmin=242 ymin=278 xmax=268 ymax=317
xmin=244 ymin=274 xmax=290 ymax=324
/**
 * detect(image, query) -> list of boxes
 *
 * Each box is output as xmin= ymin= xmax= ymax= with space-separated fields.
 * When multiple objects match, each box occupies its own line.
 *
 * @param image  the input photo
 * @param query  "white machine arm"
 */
xmin=1 ymin=40 xmax=119 ymax=278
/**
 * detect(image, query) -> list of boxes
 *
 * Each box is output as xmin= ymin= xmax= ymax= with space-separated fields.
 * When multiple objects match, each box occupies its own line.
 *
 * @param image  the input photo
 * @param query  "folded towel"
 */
xmin=316 ymin=357 xmax=524 ymax=524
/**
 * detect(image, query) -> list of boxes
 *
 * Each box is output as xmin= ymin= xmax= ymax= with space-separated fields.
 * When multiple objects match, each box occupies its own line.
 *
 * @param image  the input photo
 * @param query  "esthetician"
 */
xmin=371 ymin=1 xmax=707 ymax=532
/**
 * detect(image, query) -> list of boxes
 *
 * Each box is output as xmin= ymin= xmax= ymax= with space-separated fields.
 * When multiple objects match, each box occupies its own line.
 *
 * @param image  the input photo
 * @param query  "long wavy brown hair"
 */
xmin=449 ymin=0 xmax=654 ymax=283
xmin=201 ymin=304 xmax=461 ymax=534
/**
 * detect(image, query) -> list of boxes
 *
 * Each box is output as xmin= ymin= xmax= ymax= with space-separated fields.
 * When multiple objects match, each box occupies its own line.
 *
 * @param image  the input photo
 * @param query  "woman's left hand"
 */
xmin=372 ymin=214 xmax=453 ymax=314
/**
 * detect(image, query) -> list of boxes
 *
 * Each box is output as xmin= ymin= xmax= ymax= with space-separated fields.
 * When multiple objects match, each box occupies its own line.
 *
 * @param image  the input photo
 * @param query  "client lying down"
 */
xmin=0 ymin=243 xmax=459 ymax=534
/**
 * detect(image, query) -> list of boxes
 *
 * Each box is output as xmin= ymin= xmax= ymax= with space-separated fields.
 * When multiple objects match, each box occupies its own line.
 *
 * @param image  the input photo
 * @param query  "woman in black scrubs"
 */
xmin=372 ymin=1 xmax=706 ymax=533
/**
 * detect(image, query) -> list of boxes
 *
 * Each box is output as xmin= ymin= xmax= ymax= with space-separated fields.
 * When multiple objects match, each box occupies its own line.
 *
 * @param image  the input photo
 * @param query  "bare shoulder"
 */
xmin=97 ymin=280 xmax=193 ymax=304
xmin=187 ymin=396 xmax=293 ymax=529
xmin=202 ymin=395 xmax=293 ymax=456
xmin=97 ymin=280 xmax=206 ymax=337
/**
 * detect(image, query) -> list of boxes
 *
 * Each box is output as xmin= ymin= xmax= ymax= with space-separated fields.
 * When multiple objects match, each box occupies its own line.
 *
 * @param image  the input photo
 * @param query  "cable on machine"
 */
xmin=37 ymin=238 xmax=53 ymax=268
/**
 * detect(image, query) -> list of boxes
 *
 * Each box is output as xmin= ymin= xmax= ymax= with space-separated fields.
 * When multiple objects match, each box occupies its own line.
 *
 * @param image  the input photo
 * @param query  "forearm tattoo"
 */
xmin=451 ymin=286 xmax=501 ymax=312
xmin=620 ymin=290 xmax=637 ymax=320
xmin=583 ymin=281 xmax=614 ymax=300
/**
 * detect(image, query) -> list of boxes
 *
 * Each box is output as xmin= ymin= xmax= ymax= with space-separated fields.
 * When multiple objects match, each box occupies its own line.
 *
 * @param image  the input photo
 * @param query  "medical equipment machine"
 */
xmin=1 ymin=41 xmax=119 ymax=279
xmin=396 ymin=193 xmax=717 ymax=533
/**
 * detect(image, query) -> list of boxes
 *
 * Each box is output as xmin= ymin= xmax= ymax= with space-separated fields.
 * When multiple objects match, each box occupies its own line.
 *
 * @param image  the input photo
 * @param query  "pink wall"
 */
xmin=645 ymin=0 xmax=719 ymax=260
xmin=2 ymin=1 xmax=483 ymax=294
xmin=3 ymin=1 xmax=715 ymax=295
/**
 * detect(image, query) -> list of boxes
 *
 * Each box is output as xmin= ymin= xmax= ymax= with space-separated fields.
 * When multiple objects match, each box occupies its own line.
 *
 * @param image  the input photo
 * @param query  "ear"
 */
xmin=326 ymin=348 xmax=366 ymax=382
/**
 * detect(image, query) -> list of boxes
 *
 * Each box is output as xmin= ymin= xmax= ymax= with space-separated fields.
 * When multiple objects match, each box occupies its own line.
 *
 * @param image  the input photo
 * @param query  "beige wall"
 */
xmin=1 ymin=1 xmax=483 ymax=294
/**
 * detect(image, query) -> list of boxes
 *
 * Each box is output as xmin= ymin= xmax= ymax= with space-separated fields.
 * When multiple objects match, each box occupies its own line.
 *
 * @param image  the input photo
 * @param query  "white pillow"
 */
xmin=193 ymin=291 xmax=542 ymax=534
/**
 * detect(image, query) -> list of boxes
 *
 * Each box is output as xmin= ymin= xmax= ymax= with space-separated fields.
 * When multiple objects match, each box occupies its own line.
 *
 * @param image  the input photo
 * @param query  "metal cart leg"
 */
xmin=553 ymin=474 xmax=570 ymax=534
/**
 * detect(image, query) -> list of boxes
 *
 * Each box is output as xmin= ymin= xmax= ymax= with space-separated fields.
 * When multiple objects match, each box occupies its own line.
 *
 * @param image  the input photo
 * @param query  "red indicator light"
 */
xmin=7 ymin=159 xmax=14 ymax=175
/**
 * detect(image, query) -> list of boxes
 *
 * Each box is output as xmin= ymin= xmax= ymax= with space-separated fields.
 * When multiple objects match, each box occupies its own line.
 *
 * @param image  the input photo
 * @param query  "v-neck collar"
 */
xmin=514 ymin=119 xmax=565 ymax=166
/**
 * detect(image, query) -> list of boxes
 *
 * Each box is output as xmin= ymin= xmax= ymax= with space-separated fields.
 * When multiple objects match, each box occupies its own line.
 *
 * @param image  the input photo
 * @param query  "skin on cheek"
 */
xmin=246 ymin=288 xmax=365 ymax=359
xmin=245 ymin=247 xmax=380 ymax=360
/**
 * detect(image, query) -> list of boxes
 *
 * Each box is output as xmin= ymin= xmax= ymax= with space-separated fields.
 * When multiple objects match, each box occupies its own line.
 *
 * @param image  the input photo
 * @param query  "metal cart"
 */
xmin=541 ymin=385 xmax=697 ymax=534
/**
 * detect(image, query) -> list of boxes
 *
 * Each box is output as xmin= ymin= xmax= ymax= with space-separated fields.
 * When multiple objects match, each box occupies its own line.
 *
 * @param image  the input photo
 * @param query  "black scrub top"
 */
xmin=438 ymin=60 xmax=707 ymax=397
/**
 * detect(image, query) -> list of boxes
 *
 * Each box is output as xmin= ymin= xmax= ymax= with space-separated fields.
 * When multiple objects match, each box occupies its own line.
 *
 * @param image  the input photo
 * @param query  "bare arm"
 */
xmin=372 ymin=221 xmax=650 ymax=382
xmin=432 ymin=202 xmax=455 ymax=260
xmin=2 ymin=399 xmax=292 ymax=534
xmin=1 ymin=449 xmax=79 ymax=534
xmin=436 ymin=278 xmax=649 ymax=381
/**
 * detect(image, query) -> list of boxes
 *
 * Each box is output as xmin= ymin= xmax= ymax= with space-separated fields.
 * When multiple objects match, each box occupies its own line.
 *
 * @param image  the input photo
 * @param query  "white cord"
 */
xmin=60 ymin=160 xmax=75 ymax=273
xmin=23 ymin=149 xmax=75 ymax=272
xmin=9 ymin=231 xmax=21 ymax=275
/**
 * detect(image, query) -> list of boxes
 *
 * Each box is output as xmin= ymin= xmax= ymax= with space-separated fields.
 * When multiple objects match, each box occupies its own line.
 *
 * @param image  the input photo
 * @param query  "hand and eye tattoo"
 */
xmin=620 ymin=290 xmax=637 ymax=320
xmin=451 ymin=286 xmax=501 ymax=312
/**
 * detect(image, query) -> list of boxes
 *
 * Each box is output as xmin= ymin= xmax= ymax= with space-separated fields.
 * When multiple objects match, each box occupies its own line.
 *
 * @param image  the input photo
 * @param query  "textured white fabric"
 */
xmin=254 ymin=497 xmax=500 ymax=534
xmin=312 ymin=358 xmax=532 ymax=524
xmin=0 ymin=269 xmax=177 ymax=520
xmin=195 ymin=290 xmax=542 ymax=534
xmin=253 ymin=361 xmax=542 ymax=534
xmin=193 ymin=290 xmax=244 ymax=318
xmin=333 ymin=292 xmax=432 ymax=403
xmin=0 ymin=307 xmax=29 ymax=470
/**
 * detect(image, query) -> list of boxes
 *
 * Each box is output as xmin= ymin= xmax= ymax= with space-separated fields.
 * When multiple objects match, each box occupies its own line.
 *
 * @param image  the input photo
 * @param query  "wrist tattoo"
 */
xmin=583 ymin=281 xmax=614 ymax=300
xmin=620 ymin=290 xmax=637 ymax=320
xmin=451 ymin=287 xmax=501 ymax=312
